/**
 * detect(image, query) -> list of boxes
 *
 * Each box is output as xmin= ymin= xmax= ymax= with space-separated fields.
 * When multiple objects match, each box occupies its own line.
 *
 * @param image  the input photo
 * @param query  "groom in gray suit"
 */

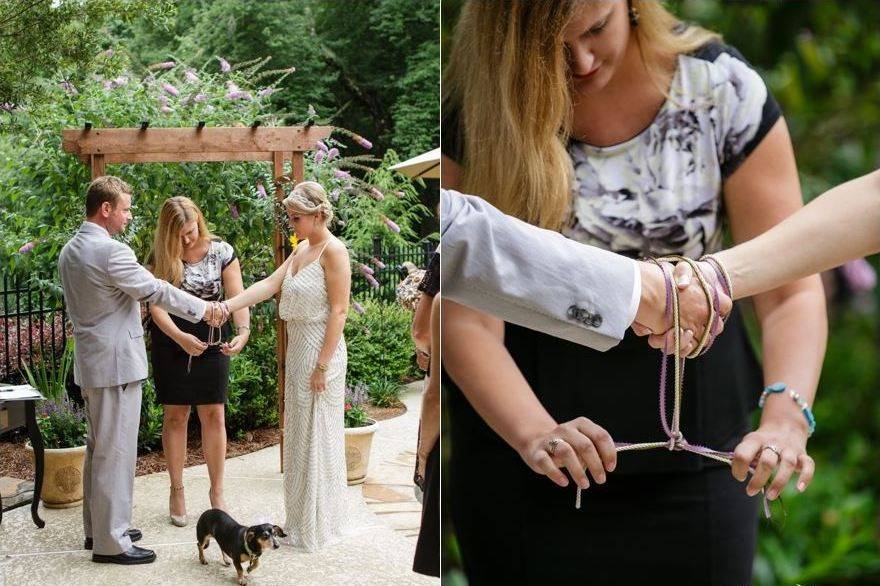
xmin=59 ymin=176 xmax=227 ymax=564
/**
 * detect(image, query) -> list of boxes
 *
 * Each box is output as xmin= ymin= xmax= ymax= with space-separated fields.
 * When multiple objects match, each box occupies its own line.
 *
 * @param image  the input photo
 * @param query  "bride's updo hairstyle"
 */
xmin=282 ymin=181 xmax=334 ymax=225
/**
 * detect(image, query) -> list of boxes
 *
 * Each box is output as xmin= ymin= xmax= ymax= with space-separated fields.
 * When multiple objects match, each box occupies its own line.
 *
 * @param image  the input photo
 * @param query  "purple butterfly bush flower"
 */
xmin=353 ymin=134 xmax=372 ymax=149
xmin=841 ymin=258 xmax=877 ymax=293
xmin=382 ymin=216 xmax=400 ymax=234
xmin=365 ymin=274 xmax=380 ymax=289
xmin=160 ymin=106 xmax=174 ymax=114
xmin=185 ymin=69 xmax=199 ymax=83
xmin=18 ymin=241 xmax=35 ymax=254
xmin=370 ymin=187 xmax=384 ymax=201
xmin=352 ymin=301 xmax=366 ymax=315
xmin=395 ymin=190 xmax=405 ymax=197
xmin=327 ymin=147 xmax=339 ymax=160
xmin=103 ymin=48 xmax=115 ymax=58
xmin=59 ymin=80 xmax=78 ymax=95
xmin=219 ymin=58 xmax=231 ymax=73
xmin=226 ymin=91 xmax=253 ymax=101
xmin=359 ymin=264 xmax=374 ymax=276
xmin=229 ymin=203 xmax=240 ymax=219
xmin=370 ymin=257 xmax=386 ymax=269
xmin=193 ymin=93 xmax=208 ymax=103
xmin=334 ymin=170 xmax=351 ymax=181
xmin=163 ymin=83 xmax=180 ymax=97
xmin=256 ymin=183 xmax=267 ymax=198
xmin=314 ymin=150 xmax=325 ymax=165
xmin=257 ymin=87 xmax=275 ymax=97
xmin=103 ymin=80 xmax=114 ymax=90
xmin=0 ymin=103 xmax=15 ymax=111
xmin=150 ymin=61 xmax=175 ymax=70
xmin=329 ymin=189 xmax=340 ymax=202
xmin=316 ymin=141 xmax=328 ymax=153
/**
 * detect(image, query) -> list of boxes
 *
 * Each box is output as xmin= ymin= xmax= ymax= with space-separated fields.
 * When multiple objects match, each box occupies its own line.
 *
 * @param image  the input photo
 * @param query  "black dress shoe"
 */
xmin=84 ymin=528 xmax=143 ymax=550
xmin=92 ymin=545 xmax=156 ymax=565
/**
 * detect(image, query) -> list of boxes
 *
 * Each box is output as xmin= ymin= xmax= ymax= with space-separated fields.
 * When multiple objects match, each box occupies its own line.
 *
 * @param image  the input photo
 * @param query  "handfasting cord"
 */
xmin=186 ymin=301 xmax=228 ymax=374
xmin=573 ymin=256 xmax=773 ymax=519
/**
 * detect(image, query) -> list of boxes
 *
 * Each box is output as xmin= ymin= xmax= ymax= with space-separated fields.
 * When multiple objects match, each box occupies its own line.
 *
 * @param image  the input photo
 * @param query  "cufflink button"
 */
xmin=590 ymin=314 xmax=603 ymax=328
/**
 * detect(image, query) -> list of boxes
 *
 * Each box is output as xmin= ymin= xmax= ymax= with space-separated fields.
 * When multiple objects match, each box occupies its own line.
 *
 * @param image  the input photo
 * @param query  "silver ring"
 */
xmin=761 ymin=444 xmax=782 ymax=460
xmin=547 ymin=437 xmax=564 ymax=456
xmin=684 ymin=329 xmax=694 ymax=337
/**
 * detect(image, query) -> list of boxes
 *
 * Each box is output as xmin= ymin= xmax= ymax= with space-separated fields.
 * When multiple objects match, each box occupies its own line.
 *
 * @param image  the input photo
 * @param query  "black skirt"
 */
xmin=445 ymin=304 xmax=763 ymax=585
xmin=413 ymin=439 xmax=440 ymax=577
xmin=150 ymin=315 xmax=232 ymax=405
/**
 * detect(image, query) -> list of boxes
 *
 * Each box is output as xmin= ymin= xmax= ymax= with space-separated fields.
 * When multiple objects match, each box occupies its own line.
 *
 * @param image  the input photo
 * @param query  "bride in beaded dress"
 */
xmin=224 ymin=181 xmax=351 ymax=551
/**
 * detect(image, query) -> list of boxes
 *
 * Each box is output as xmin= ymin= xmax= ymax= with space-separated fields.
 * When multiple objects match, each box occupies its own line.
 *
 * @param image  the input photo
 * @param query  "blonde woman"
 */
xmin=223 ymin=181 xmax=351 ymax=552
xmin=441 ymin=1 xmax=827 ymax=583
xmin=148 ymin=197 xmax=250 ymax=526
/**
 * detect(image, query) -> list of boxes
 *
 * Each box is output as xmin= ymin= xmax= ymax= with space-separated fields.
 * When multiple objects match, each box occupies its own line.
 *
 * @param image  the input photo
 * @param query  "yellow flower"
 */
xmin=289 ymin=234 xmax=299 ymax=250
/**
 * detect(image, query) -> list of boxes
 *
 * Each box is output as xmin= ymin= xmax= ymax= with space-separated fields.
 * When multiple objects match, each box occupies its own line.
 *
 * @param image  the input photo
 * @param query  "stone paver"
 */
xmin=0 ymin=381 xmax=437 ymax=586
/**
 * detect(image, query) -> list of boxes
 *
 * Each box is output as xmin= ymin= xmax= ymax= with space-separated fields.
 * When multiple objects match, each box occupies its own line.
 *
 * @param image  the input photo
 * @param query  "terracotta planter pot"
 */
xmin=344 ymin=419 xmax=377 ymax=485
xmin=26 ymin=443 xmax=86 ymax=509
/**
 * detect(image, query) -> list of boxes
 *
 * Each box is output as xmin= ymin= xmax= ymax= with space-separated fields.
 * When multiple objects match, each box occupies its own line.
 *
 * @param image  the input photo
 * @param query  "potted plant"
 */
xmin=343 ymin=382 xmax=377 ymax=485
xmin=22 ymin=339 xmax=89 ymax=508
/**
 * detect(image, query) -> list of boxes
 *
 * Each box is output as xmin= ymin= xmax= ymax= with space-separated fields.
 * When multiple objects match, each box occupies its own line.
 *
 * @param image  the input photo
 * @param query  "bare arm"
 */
xmin=417 ymin=294 xmax=441 ymax=476
xmin=724 ymin=120 xmax=824 ymax=499
xmin=716 ymin=169 xmax=880 ymax=299
xmin=220 ymin=258 xmax=250 ymax=356
xmin=308 ymin=242 xmax=351 ymax=393
xmin=442 ymin=299 xmax=617 ymax=490
xmin=224 ymin=253 xmax=295 ymax=314
xmin=411 ymin=292 xmax=433 ymax=369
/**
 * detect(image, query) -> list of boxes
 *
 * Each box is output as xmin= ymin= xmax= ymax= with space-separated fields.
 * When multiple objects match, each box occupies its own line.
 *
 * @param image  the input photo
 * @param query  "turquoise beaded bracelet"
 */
xmin=759 ymin=382 xmax=816 ymax=437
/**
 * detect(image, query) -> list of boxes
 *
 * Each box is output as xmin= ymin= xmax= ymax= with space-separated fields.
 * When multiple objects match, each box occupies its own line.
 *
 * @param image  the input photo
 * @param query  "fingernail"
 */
xmin=607 ymin=462 xmax=616 ymax=472
xmin=767 ymin=489 xmax=777 ymax=500
xmin=579 ymin=479 xmax=590 ymax=490
xmin=596 ymin=473 xmax=606 ymax=484
xmin=675 ymin=273 xmax=691 ymax=287
xmin=798 ymin=482 xmax=806 ymax=492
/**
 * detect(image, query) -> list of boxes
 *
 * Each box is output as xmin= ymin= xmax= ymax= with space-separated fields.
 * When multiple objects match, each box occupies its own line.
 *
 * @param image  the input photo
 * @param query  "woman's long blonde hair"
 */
xmin=151 ymin=196 xmax=215 ymax=286
xmin=442 ymin=0 xmax=720 ymax=230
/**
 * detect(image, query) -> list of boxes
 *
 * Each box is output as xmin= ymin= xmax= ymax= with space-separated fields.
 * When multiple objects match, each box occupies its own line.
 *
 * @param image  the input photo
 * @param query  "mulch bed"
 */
xmin=0 ymin=403 xmax=406 ymax=481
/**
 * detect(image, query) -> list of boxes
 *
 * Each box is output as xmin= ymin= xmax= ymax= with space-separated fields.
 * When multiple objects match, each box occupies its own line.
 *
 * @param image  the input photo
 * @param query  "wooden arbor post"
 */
xmin=62 ymin=125 xmax=333 ymax=472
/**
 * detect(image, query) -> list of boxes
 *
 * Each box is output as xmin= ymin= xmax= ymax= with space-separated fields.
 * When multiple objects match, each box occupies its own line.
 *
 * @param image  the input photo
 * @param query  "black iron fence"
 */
xmin=0 ymin=238 xmax=435 ymax=382
xmin=0 ymin=275 xmax=68 ymax=384
xmin=353 ymin=237 xmax=436 ymax=303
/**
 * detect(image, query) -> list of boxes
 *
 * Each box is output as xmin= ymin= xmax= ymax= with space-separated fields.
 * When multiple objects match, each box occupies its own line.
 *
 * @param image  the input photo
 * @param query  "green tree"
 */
xmin=0 ymin=0 xmax=174 ymax=107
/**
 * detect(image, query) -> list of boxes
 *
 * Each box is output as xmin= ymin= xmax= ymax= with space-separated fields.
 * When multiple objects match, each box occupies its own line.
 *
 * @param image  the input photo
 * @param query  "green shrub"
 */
xmin=368 ymin=377 xmax=402 ymax=408
xmin=344 ymin=299 xmax=417 ymax=388
xmin=138 ymin=377 xmax=164 ymax=453
xmin=225 ymin=315 xmax=280 ymax=439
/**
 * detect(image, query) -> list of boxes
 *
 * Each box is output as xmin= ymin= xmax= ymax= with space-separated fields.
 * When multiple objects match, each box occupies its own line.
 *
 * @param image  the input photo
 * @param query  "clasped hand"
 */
xmin=202 ymin=301 xmax=230 ymax=328
xmin=632 ymin=259 xmax=732 ymax=356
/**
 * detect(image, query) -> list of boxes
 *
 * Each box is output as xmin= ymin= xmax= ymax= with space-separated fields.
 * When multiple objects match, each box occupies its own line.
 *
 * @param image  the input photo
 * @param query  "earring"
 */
xmin=628 ymin=3 xmax=640 ymax=27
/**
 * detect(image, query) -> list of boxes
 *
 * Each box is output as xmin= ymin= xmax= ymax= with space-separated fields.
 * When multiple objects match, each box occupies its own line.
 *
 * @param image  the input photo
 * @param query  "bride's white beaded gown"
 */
xmin=278 ymin=242 xmax=348 ymax=551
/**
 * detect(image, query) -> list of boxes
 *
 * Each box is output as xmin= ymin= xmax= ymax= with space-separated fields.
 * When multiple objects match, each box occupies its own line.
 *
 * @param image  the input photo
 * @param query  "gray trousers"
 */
xmin=81 ymin=381 xmax=142 ymax=555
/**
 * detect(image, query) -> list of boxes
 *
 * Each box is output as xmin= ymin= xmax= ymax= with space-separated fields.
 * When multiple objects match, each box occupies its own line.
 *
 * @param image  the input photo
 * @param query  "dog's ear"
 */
xmin=272 ymin=525 xmax=287 ymax=538
xmin=245 ymin=529 xmax=255 ymax=542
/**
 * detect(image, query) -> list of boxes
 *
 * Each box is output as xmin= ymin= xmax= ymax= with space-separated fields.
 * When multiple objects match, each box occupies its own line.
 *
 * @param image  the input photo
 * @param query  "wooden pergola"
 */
xmin=62 ymin=125 xmax=333 ymax=472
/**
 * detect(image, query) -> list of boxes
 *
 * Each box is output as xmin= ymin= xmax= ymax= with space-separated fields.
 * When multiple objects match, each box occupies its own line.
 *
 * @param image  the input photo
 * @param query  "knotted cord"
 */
xmin=574 ymin=256 xmax=772 ymax=519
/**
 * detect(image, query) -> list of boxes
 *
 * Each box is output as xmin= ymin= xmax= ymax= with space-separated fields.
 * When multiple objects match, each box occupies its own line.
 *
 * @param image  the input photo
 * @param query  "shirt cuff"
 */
xmin=626 ymin=261 xmax=641 ymax=326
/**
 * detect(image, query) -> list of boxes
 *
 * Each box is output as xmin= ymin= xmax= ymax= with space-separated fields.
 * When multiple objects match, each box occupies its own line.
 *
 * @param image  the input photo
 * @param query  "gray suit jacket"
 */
xmin=59 ymin=222 xmax=208 ymax=389
xmin=441 ymin=189 xmax=637 ymax=351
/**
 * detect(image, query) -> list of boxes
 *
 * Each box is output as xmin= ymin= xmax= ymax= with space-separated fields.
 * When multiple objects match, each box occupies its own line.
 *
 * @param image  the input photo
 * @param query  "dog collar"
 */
xmin=243 ymin=534 xmax=255 ymax=558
